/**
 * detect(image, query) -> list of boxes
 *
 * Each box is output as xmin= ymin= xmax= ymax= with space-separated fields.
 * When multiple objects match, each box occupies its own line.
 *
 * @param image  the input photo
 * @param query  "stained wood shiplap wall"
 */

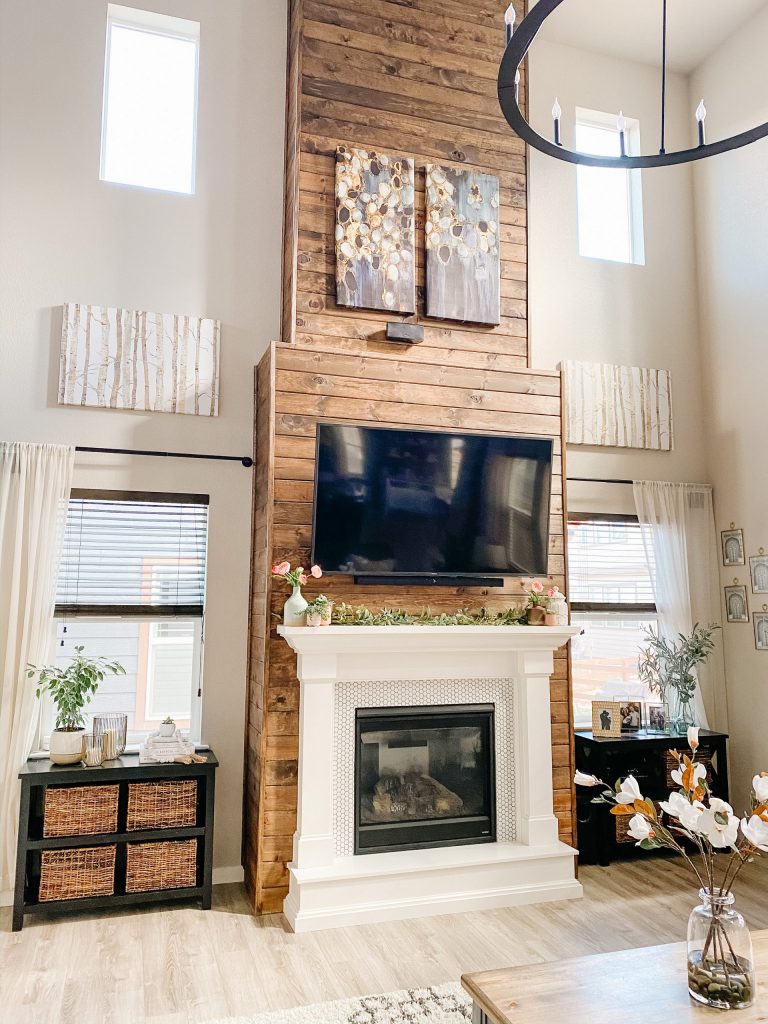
xmin=244 ymin=0 xmax=577 ymax=915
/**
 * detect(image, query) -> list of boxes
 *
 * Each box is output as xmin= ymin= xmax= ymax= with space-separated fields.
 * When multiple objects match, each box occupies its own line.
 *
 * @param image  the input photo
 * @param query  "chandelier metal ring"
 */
xmin=498 ymin=0 xmax=768 ymax=169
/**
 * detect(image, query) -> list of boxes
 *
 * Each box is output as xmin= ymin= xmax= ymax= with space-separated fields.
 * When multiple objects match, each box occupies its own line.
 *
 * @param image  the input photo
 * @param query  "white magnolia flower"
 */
xmin=687 ymin=726 xmax=700 ymax=750
xmin=741 ymin=814 xmax=768 ymax=852
xmin=671 ymin=761 xmax=707 ymax=790
xmin=627 ymin=814 xmax=655 ymax=845
xmin=615 ymin=776 xmax=643 ymax=805
xmin=752 ymin=773 xmax=768 ymax=804
xmin=698 ymin=798 xmax=739 ymax=849
xmin=574 ymin=771 xmax=600 ymax=787
xmin=660 ymin=791 xmax=704 ymax=833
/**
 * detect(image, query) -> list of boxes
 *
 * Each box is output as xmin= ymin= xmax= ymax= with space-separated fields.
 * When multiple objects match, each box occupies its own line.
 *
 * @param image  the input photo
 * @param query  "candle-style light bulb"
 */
xmin=505 ymin=3 xmax=516 ymax=44
xmin=617 ymin=110 xmax=627 ymax=157
xmin=696 ymin=99 xmax=707 ymax=146
xmin=514 ymin=68 xmax=521 ymax=100
xmin=552 ymin=98 xmax=562 ymax=146
xmin=617 ymin=111 xmax=626 ymax=133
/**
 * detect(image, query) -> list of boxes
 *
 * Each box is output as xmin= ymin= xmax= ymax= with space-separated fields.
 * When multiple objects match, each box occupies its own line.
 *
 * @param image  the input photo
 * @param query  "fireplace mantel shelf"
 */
xmin=277 ymin=623 xmax=581 ymax=656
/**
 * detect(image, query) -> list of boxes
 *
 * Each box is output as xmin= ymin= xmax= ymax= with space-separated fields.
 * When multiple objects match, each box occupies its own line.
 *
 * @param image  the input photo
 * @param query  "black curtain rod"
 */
xmin=567 ymin=476 xmax=634 ymax=486
xmin=75 ymin=445 xmax=253 ymax=468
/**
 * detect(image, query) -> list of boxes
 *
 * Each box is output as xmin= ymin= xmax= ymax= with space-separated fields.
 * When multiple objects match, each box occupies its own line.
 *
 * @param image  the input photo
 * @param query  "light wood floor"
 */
xmin=4 ymin=858 xmax=768 ymax=1024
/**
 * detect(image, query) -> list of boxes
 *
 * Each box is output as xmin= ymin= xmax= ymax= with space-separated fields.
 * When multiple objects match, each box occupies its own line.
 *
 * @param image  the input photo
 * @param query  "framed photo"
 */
xmin=646 ymin=703 xmax=668 ymax=733
xmin=592 ymin=700 xmax=622 ymax=738
xmin=721 ymin=529 xmax=745 ymax=566
xmin=750 ymin=555 xmax=768 ymax=594
xmin=616 ymin=699 xmax=643 ymax=732
xmin=754 ymin=613 xmax=768 ymax=651
xmin=724 ymin=585 xmax=749 ymax=623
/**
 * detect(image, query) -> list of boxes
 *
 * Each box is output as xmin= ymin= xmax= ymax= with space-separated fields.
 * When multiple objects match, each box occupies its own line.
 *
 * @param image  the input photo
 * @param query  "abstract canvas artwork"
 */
xmin=425 ymin=165 xmax=501 ymax=325
xmin=562 ymin=361 xmax=673 ymax=450
xmin=335 ymin=146 xmax=416 ymax=314
xmin=58 ymin=303 xmax=220 ymax=416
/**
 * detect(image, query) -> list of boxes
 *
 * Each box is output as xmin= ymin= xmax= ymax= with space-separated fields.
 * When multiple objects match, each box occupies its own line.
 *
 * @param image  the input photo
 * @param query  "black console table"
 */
xmin=13 ymin=751 xmax=217 ymax=931
xmin=575 ymin=730 xmax=729 ymax=866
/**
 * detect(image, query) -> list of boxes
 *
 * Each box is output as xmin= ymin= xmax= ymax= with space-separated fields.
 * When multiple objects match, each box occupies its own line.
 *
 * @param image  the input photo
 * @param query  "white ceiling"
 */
xmin=537 ymin=0 xmax=768 ymax=73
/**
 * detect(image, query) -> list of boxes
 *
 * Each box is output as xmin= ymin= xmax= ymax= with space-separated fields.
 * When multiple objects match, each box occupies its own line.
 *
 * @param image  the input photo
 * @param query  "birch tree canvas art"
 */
xmin=58 ymin=304 xmax=220 ymax=416
xmin=562 ymin=360 xmax=673 ymax=450
xmin=425 ymin=165 xmax=500 ymax=325
xmin=335 ymin=146 xmax=416 ymax=314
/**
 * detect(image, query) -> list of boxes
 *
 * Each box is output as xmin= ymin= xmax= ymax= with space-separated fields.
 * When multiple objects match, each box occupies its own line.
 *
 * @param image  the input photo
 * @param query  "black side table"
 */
xmin=575 ymin=729 xmax=728 ymax=866
xmin=14 ymin=751 xmax=217 ymax=931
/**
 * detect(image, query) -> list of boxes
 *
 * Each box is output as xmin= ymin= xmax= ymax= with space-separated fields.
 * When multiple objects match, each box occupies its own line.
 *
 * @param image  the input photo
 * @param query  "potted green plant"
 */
xmin=28 ymin=645 xmax=125 ymax=764
xmin=638 ymin=623 xmax=720 ymax=734
xmin=305 ymin=594 xmax=333 ymax=627
xmin=159 ymin=715 xmax=176 ymax=738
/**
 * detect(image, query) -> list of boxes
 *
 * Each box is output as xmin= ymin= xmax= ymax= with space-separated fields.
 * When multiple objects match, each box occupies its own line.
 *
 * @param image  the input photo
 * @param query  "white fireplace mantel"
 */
xmin=277 ymin=624 xmax=583 ymax=932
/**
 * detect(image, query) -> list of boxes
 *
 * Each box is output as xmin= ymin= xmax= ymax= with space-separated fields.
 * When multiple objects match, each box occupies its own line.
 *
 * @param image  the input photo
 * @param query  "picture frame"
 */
xmin=721 ymin=528 xmax=745 ymax=566
xmin=616 ymin=698 xmax=643 ymax=732
xmin=646 ymin=702 xmax=668 ymax=733
xmin=592 ymin=700 xmax=622 ymax=738
xmin=750 ymin=555 xmax=768 ymax=594
xmin=754 ymin=612 xmax=768 ymax=652
xmin=724 ymin=584 xmax=749 ymax=623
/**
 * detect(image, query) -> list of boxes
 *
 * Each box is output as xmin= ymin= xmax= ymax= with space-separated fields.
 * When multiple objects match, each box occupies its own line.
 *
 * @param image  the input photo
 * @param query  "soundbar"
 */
xmin=353 ymin=575 xmax=505 ymax=588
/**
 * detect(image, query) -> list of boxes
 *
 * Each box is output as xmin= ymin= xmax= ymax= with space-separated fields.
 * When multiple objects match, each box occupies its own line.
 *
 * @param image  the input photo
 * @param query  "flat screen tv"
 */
xmin=311 ymin=423 xmax=553 ymax=578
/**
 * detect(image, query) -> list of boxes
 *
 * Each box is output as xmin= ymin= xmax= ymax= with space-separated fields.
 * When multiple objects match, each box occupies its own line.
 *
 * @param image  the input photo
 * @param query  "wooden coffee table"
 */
xmin=462 ymin=930 xmax=768 ymax=1023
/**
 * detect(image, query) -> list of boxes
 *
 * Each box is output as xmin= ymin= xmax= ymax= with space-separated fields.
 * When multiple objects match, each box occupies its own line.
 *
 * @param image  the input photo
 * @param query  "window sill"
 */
xmin=28 ymin=743 xmax=209 ymax=760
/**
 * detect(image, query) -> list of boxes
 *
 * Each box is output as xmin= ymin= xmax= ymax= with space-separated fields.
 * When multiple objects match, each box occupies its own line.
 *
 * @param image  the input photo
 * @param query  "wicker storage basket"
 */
xmin=125 ymin=839 xmax=197 ymax=893
xmin=665 ymin=747 xmax=714 ymax=790
xmin=127 ymin=780 xmax=197 ymax=831
xmin=39 ymin=845 xmax=116 ymax=901
xmin=43 ymin=784 xmax=119 ymax=837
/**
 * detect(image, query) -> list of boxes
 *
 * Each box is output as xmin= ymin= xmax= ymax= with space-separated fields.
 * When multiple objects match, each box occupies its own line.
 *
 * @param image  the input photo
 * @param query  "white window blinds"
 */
xmin=55 ymin=493 xmax=208 ymax=614
xmin=567 ymin=517 xmax=655 ymax=608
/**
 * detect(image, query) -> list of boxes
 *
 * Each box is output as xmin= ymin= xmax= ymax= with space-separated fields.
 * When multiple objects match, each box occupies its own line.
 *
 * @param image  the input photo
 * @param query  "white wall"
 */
xmin=0 ymin=0 xmax=287 ymax=874
xmin=692 ymin=9 xmax=768 ymax=801
xmin=529 ymin=40 xmax=708 ymax=516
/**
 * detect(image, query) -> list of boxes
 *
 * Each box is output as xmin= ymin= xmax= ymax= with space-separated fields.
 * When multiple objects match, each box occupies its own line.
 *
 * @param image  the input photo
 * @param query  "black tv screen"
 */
xmin=311 ymin=424 xmax=553 ymax=577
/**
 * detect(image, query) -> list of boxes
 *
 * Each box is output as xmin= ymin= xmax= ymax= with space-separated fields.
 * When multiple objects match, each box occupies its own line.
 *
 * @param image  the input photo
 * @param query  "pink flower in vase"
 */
xmin=272 ymin=561 xmax=291 ymax=576
xmin=310 ymin=565 xmax=323 ymax=578
xmin=530 ymin=581 xmax=544 ymax=594
xmin=299 ymin=574 xmax=309 ymax=585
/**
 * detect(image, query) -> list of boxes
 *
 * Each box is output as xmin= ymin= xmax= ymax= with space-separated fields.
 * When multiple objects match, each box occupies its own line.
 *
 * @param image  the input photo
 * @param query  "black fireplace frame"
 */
xmin=354 ymin=703 xmax=496 ymax=855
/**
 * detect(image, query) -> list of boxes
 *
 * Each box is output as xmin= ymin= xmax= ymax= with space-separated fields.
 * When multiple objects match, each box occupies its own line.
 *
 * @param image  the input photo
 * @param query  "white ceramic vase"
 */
xmin=49 ymin=728 xmax=86 ymax=765
xmin=283 ymin=585 xmax=308 ymax=625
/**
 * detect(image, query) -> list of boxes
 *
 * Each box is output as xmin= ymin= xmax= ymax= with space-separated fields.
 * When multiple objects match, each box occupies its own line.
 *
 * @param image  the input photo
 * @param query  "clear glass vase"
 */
xmin=674 ymin=696 xmax=696 ymax=735
xmin=687 ymin=889 xmax=755 ymax=1009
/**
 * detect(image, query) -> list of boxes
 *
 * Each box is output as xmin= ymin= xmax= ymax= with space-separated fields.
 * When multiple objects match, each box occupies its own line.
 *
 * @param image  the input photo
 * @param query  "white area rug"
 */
xmin=205 ymin=983 xmax=472 ymax=1024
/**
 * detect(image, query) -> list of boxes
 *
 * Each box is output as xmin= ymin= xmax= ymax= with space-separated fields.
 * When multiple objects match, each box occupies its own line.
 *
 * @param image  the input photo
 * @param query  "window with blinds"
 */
xmin=567 ymin=515 xmax=658 ymax=728
xmin=40 ymin=492 xmax=208 ymax=748
xmin=568 ymin=515 xmax=655 ymax=611
xmin=55 ymin=492 xmax=208 ymax=615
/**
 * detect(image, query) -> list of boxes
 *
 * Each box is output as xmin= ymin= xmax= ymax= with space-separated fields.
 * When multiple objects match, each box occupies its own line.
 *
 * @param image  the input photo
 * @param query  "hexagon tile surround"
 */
xmin=332 ymin=678 xmax=517 ymax=857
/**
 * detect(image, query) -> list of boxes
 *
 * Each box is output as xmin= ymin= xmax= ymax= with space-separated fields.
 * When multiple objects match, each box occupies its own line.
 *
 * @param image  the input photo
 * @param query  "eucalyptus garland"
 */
xmin=330 ymin=603 xmax=528 ymax=627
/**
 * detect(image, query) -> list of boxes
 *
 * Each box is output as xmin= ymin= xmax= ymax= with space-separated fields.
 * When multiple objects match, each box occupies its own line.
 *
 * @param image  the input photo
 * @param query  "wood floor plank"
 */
xmin=5 ymin=860 xmax=768 ymax=1023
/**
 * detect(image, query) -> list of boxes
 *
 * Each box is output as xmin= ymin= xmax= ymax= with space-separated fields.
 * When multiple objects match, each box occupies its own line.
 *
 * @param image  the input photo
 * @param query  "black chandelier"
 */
xmin=498 ymin=0 xmax=768 ymax=169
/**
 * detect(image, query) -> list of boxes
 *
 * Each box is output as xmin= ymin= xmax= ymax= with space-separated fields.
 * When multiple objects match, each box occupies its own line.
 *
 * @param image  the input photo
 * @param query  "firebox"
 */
xmin=354 ymin=704 xmax=496 ymax=854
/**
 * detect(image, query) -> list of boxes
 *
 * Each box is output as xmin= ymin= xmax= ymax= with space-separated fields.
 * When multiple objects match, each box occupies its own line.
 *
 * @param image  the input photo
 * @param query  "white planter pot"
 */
xmin=49 ymin=728 xmax=86 ymax=765
xmin=158 ymin=723 xmax=176 ymax=738
xmin=306 ymin=612 xmax=323 ymax=627
xmin=283 ymin=586 xmax=308 ymax=626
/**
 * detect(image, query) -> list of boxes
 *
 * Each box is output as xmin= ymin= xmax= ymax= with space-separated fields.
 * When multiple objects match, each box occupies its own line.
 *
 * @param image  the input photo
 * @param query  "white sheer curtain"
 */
xmin=0 ymin=443 xmax=73 ymax=891
xmin=633 ymin=480 xmax=728 ymax=731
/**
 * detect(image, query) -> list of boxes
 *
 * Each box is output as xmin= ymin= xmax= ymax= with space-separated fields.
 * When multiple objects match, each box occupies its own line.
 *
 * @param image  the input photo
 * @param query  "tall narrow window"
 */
xmin=40 ymin=492 xmax=209 ymax=747
xmin=575 ymin=108 xmax=644 ymax=265
xmin=568 ymin=514 xmax=657 ymax=729
xmin=101 ymin=5 xmax=199 ymax=194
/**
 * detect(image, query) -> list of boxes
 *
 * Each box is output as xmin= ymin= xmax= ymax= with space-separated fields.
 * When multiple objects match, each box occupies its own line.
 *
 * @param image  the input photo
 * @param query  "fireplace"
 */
xmin=354 ymin=703 xmax=496 ymax=854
